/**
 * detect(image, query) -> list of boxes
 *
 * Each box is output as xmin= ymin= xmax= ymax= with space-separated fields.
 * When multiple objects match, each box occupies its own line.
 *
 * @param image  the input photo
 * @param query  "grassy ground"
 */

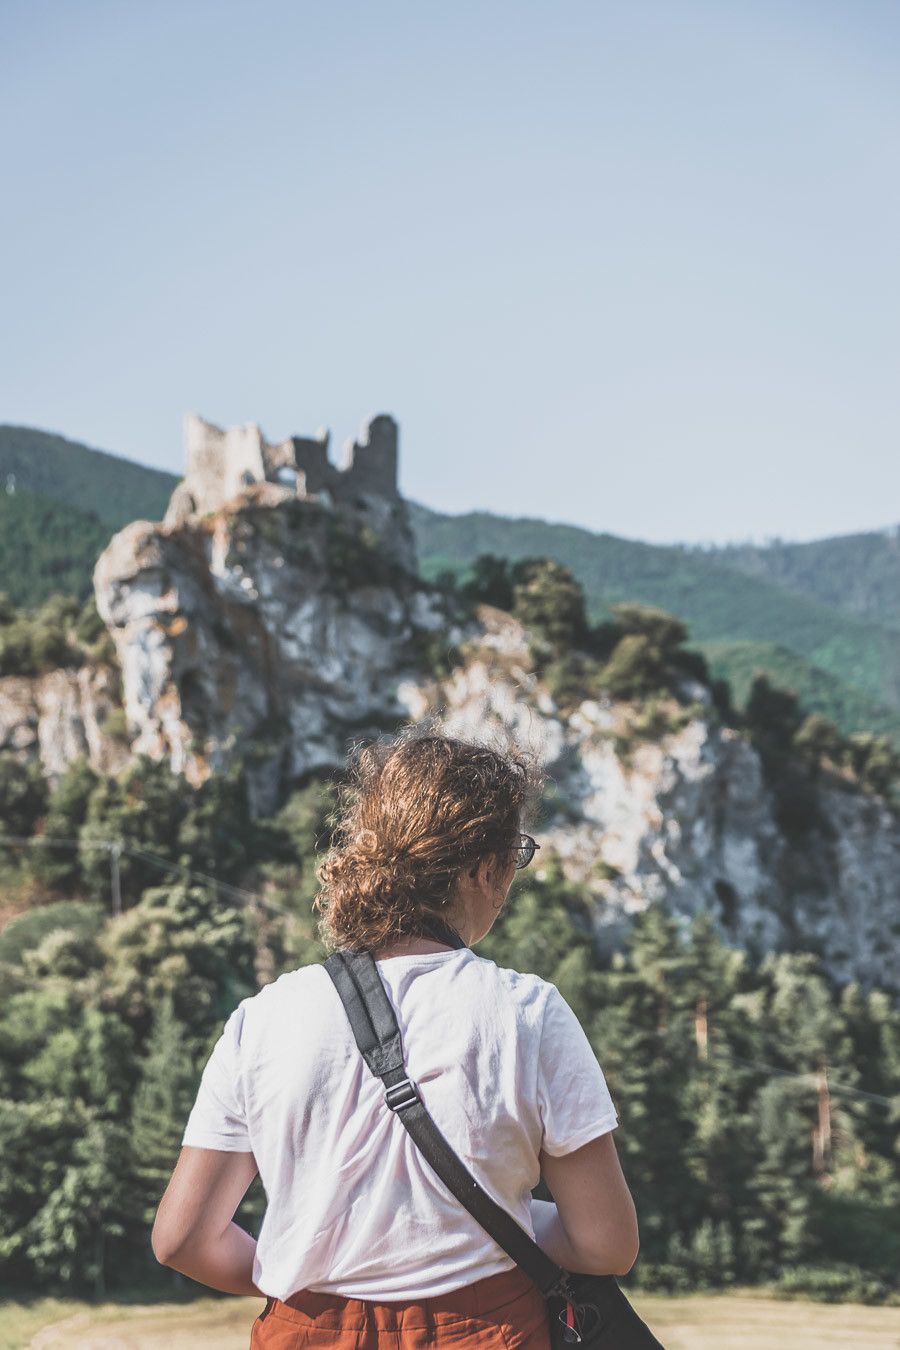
xmin=5 ymin=1291 xmax=900 ymax=1349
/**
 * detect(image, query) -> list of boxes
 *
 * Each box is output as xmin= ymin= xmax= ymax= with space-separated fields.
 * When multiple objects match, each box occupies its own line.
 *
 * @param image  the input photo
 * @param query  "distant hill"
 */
xmin=0 ymin=425 xmax=177 ymax=530
xmin=407 ymin=502 xmax=900 ymax=737
xmin=694 ymin=638 xmax=900 ymax=744
xmin=696 ymin=529 xmax=900 ymax=634
xmin=0 ymin=486 xmax=112 ymax=606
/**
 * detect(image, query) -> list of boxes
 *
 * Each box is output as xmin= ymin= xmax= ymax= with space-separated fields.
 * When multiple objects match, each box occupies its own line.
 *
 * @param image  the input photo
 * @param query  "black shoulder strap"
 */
xmin=323 ymin=947 xmax=569 ymax=1298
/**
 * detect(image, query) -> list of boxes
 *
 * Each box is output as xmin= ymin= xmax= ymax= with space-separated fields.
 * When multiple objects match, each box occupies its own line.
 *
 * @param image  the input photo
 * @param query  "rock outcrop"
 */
xmin=0 ymin=663 xmax=129 ymax=781
xmin=6 ymin=411 xmax=898 ymax=992
xmin=403 ymin=607 xmax=900 ymax=992
xmin=93 ymin=474 xmax=439 ymax=816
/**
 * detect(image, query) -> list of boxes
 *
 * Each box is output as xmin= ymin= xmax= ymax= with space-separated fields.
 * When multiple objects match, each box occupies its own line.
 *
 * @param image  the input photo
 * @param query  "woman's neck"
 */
xmin=373 ymin=937 xmax=457 ymax=959
xmin=374 ymin=912 xmax=469 ymax=959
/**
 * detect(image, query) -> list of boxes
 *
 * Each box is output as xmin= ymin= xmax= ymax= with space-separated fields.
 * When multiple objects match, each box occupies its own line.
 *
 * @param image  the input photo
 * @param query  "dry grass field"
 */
xmin=3 ymin=1291 xmax=900 ymax=1350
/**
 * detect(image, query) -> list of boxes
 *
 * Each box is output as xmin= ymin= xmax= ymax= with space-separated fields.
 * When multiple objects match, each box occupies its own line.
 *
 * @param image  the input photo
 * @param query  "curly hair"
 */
xmin=313 ymin=728 xmax=543 ymax=952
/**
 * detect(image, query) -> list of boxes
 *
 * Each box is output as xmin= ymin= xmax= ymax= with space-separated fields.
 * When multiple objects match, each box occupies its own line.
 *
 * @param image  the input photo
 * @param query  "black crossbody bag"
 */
xmin=323 ymin=940 xmax=665 ymax=1348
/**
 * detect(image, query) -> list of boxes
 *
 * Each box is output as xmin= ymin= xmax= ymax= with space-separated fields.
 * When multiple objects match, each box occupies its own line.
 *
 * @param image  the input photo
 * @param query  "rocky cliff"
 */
xmin=0 ymin=663 xmax=129 ymax=781
xmin=91 ymin=477 xmax=438 ymax=816
xmin=3 ymin=444 xmax=898 ymax=992
xmin=403 ymin=606 xmax=900 ymax=992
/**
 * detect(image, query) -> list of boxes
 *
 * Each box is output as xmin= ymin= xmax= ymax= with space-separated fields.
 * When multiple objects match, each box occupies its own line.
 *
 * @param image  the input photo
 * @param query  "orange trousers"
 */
xmin=249 ymin=1264 xmax=552 ymax=1348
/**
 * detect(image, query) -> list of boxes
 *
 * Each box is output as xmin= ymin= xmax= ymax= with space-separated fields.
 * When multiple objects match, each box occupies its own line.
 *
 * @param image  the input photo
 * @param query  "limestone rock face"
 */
xmin=402 ymin=607 xmax=900 ymax=992
xmin=10 ymin=453 xmax=898 ymax=992
xmin=93 ymin=487 xmax=438 ymax=816
xmin=0 ymin=664 xmax=130 ymax=781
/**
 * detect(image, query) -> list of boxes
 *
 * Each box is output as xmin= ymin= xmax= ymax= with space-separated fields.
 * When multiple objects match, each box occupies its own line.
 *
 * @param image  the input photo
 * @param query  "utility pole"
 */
xmin=110 ymin=840 xmax=123 ymax=917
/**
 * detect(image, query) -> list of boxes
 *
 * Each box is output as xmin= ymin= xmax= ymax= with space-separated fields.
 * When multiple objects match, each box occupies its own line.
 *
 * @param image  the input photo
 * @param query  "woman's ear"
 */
xmin=474 ymin=853 xmax=501 ymax=890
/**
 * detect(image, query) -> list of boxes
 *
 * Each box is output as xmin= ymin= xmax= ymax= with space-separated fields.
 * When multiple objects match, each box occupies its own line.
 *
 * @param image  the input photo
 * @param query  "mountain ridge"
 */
xmin=2 ymin=424 xmax=897 ymax=745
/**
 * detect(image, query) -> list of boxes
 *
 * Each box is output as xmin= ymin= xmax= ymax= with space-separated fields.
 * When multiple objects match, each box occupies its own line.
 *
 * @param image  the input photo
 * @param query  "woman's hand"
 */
xmin=151 ymin=1145 xmax=264 ymax=1297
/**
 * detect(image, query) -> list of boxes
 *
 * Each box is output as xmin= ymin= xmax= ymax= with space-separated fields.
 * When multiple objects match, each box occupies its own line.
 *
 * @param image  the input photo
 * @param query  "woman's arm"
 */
xmin=534 ymin=1134 xmax=640 ymax=1276
xmin=151 ymin=1145 xmax=264 ymax=1296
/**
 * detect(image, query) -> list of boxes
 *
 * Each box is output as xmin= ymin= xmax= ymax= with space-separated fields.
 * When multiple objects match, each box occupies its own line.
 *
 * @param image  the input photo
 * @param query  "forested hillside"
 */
xmin=0 ymin=425 xmax=177 ymax=529
xmin=1 ymin=757 xmax=898 ymax=1302
xmin=0 ymin=487 xmax=112 ymax=607
xmin=408 ymin=504 xmax=900 ymax=746
xmin=695 ymin=639 xmax=900 ymax=745
xmin=698 ymin=529 xmax=900 ymax=634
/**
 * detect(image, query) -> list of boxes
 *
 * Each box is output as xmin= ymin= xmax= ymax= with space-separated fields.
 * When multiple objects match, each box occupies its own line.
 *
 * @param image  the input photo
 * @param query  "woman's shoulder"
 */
xmin=232 ymin=962 xmax=332 ymax=1023
xmin=232 ymin=954 xmax=559 ymax=1035
xmin=466 ymin=950 xmax=558 ymax=1023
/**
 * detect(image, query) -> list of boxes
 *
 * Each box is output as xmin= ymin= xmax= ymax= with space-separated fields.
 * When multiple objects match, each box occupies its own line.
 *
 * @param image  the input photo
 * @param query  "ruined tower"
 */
xmin=163 ymin=412 xmax=400 ymax=526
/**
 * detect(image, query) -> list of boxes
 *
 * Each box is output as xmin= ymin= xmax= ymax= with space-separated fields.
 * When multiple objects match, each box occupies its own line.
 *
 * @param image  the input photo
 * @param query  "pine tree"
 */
xmin=130 ymin=994 xmax=199 ymax=1228
xmin=26 ymin=1114 xmax=131 ymax=1296
xmin=743 ymin=1077 xmax=820 ymax=1278
xmin=591 ymin=906 xmax=698 ymax=1263
xmin=679 ymin=912 xmax=754 ymax=1266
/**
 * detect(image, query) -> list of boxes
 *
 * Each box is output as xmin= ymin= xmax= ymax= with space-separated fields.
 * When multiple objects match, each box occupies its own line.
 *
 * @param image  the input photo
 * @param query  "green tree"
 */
xmin=744 ymin=673 xmax=805 ymax=744
xmin=477 ymin=863 xmax=601 ymax=1025
xmin=177 ymin=759 xmax=256 ymax=881
xmin=844 ymin=733 xmax=900 ymax=798
xmin=100 ymin=882 xmax=257 ymax=1046
xmin=608 ymin=603 xmax=688 ymax=653
xmin=460 ymin=553 xmax=514 ymax=611
xmin=0 ymin=752 xmax=48 ymax=841
xmin=742 ymin=1077 xmax=820 ymax=1276
xmin=0 ymin=1097 xmax=86 ymax=1286
xmin=599 ymin=633 xmax=664 ymax=699
xmin=29 ymin=756 xmax=99 ymax=892
xmin=79 ymin=754 xmax=188 ymax=907
xmin=131 ymin=995 xmax=200 ymax=1227
xmin=511 ymin=559 xmax=588 ymax=655
xmin=26 ymin=1115 xmax=132 ymax=1295
xmin=591 ymin=907 xmax=698 ymax=1262
xmin=678 ymin=914 xmax=754 ymax=1260
xmin=597 ymin=604 xmax=694 ymax=700
xmin=792 ymin=713 xmax=845 ymax=776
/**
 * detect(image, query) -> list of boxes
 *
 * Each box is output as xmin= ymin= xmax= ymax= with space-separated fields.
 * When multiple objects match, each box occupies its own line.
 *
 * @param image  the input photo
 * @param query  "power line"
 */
xmin=2 ymin=833 xmax=897 ymax=1107
xmin=706 ymin=1044 xmax=896 ymax=1109
xmin=118 ymin=842 xmax=269 ymax=908
xmin=0 ymin=832 xmax=287 ymax=916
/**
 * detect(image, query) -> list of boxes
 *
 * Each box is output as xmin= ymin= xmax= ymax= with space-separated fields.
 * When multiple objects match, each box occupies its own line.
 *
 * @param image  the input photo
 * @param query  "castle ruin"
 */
xmin=164 ymin=411 xmax=399 ymax=526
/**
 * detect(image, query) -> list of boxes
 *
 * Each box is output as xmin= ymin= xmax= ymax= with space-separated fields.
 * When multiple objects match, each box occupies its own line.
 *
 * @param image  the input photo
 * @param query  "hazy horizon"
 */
xmin=5 ymin=416 xmax=897 ymax=552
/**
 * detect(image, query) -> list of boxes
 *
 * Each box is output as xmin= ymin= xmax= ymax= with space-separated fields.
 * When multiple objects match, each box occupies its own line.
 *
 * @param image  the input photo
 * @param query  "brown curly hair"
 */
xmin=313 ymin=729 xmax=543 ymax=952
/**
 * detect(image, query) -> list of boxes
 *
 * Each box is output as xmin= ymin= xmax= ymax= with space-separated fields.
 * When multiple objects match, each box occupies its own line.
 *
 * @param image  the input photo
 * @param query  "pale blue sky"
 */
xmin=2 ymin=0 xmax=898 ymax=545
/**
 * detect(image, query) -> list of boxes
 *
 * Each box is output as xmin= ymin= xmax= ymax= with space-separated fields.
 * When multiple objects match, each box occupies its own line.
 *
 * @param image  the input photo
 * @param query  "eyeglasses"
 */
xmin=508 ymin=833 xmax=540 ymax=870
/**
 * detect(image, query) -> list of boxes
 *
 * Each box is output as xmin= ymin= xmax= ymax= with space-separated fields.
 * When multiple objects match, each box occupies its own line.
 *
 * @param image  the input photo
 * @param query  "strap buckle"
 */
xmin=385 ymin=1078 xmax=420 ymax=1112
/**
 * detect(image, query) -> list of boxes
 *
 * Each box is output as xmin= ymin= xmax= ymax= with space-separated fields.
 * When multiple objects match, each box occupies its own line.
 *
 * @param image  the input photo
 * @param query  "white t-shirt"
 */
xmin=181 ymin=946 xmax=619 ymax=1301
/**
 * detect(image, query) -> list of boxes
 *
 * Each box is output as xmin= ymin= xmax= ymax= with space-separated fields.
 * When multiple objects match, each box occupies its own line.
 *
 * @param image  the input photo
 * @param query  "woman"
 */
xmin=152 ymin=732 xmax=639 ymax=1348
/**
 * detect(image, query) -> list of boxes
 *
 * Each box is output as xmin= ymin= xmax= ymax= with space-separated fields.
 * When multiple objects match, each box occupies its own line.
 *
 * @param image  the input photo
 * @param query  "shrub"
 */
xmin=0 ymin=592 xmax=98 ymax=676
xmin=629 ymin=696 xmax=680 ymax=740
xmin=542 ymin=651 xmax=604 ymax=712
xmin=844 ymin=733 xmax=900 ymax=798
xmin=511 ymin=558 xmax=589 ymax=655
xmin=459 ymin=554 xmax=514 ymax=611
xmin=405 ymin=626 xmax=462 ymax=680
xmin=792 ymin=713 xmax=844 ymax=773
xmin=777 ymin=1263 xmax=894 ymax=1304
xmin=0 ymin=900 xmax=104 ymax=969
xmin=608 ymin=603 xmax=688 ymax=652
xmin=745 ymin=674 xmax=805 ymax=744
xmin=600 ymin=634 xmax=664 ymax=699
xmin=100 ymin=708 xmax=130 ymax=743
xmin=0 ymin=754 xmax=48 ymax=841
